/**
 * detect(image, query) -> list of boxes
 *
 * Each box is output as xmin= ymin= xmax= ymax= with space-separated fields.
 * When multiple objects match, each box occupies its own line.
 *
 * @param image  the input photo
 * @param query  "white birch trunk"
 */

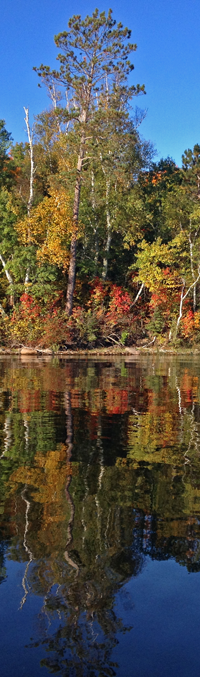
xmin=101 ymin=170 xmax=112 ymax=281
xmin=0 ymin=254 xmax=13 ymax=286
xmin=130 ymin=282 xmax=144 ymax=308
xmin=189 ymin=227 xmax=196 ymax=311
xmin=24 ymin=108 xmax=34 ymax=218
xmin=24 ymin=107 xmax=35 ymax=288
xmin=175 ymin=269 xmax=200 ymax=338
xmin=91 ymin=169 xmax=99 ymax=270
xmin=0 ymin=254 xmax=14 ymax=305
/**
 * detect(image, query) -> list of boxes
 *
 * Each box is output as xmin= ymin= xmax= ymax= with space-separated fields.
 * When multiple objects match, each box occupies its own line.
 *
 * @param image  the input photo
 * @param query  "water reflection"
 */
xmin=1 ymin=357 xmax=200 ymax=674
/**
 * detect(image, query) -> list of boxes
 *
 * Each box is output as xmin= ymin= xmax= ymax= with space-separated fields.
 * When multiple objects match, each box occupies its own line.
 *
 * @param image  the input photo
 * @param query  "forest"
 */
xmin=1 ymin=8 xmax=200 ymax=351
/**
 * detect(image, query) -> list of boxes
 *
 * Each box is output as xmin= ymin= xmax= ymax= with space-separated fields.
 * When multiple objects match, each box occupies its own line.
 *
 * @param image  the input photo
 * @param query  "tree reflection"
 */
xmin=25 ymin=393 xmax=140 ymax=676
xmin=64 ymin=391 xmax=79 ymax=576
xmin=1 ymin=359 xmax=200 ymax=672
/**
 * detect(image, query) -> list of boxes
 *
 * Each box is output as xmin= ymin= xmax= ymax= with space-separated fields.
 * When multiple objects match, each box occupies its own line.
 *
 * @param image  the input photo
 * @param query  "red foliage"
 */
xmin=108 ymin=285 xmax=132 ymax=315
xmin=181 ymin=309 xmax=194 ymax=338
xmin=88 ymin=278 xmax=108 ymax=307
xmin=10 ymin=294 xmax=41 ymax=322
xmin=19 ymin=293 xmax=41 ymax=318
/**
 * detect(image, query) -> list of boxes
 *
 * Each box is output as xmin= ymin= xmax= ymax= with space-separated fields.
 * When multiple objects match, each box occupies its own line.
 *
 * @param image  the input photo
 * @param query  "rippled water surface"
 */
xmin=1 ymin=355 xmax=200 ymax=676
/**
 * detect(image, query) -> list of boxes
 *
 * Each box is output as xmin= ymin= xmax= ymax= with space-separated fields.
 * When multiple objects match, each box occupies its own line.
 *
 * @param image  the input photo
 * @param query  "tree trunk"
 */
xmin=65 ymin=65 xmax=94 ymax=315
xmin=130 ymin=282 xmax=144 ymax=308
xmin=24 ymin=108 xmax=34 ymax=289
xmin=99 ymin=148 xmax=112 ymax=281
xmin=102 ymin=179 xmax=112 ymax=281
xmin=24 ymin=108 xmax=34 ymax=218
xmin=189 ymin=229 xmax=196 ymax=311
xmin=65 ymin=233 xmax=77 ymax=316
xmin=174 ymin=269 xmax=200 ymax=339
xmin=102 ymin=226 xmax=112 ymax=280
xmin=65 ymin=113 xmax=86 ymax=316
xmin=0 ymin=254 xmax=14 ymax=306
xmin=91 ymin=169 xmax=99 ymax=271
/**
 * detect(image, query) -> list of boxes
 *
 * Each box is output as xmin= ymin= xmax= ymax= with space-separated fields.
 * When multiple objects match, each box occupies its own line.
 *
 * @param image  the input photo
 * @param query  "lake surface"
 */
xmin=1 ymin=355 xmax=200 ymax=676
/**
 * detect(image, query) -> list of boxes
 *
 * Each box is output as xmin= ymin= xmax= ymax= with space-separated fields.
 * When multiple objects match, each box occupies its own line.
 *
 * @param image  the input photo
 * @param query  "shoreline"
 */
xmin=0 ymin=345 xmax=200 ymax=358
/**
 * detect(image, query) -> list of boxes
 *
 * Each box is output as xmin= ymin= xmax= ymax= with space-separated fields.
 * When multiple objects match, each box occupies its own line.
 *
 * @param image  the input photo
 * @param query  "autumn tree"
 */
xmin=15 ymin=187 xmax=75 ymax=270
xmin=34 ymin=8 xmax=145 ymax=315
xmin=161 ymin=145 xmax=200 ymax=320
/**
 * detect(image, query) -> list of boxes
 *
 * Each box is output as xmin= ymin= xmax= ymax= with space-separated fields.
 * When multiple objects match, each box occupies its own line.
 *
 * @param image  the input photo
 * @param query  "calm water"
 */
xmin=1 ymin=355 xmax=200 ymax=676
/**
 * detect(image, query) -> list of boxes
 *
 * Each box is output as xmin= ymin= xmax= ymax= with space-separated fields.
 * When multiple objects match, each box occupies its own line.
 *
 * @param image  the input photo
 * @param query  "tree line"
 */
xmin=1 ymin=8 xmax=200 ymax=349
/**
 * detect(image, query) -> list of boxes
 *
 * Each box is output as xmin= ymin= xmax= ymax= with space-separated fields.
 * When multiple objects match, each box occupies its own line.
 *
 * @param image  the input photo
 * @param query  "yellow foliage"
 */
xmin=136 ymin=237 xmax=182 ymax=293
xmin=9 ymin=445 xmax=77 ymax=551
xmin=127 ymin=410 xmax=179 ymax=466
xmin=194 ymin=311 xmax=200 ymax=330
xmin=15 ymin=189 xmax=77 ymax=270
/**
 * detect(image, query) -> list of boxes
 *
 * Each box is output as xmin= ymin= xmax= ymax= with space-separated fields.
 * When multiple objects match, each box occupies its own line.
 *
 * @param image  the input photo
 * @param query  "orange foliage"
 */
xmin=181 ymin=309 xmax=200 ymax=339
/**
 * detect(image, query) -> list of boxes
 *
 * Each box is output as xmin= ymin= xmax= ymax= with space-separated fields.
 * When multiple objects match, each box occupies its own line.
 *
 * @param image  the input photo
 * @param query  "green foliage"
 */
xmin=0 ymin=120 xmax=17 ymax=191
xmin=147 ymin=307 xmax=165 ymax=336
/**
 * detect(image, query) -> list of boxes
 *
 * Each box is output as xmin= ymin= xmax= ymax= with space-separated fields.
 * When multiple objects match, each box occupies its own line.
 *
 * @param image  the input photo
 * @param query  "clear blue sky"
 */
xmin=1 ymin=0 xmax=200 ymax=166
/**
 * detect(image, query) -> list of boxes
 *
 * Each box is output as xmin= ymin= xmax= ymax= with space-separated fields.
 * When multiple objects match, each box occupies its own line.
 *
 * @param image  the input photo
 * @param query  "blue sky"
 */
xmin=1 ymin=0 xmax=200 ymax=166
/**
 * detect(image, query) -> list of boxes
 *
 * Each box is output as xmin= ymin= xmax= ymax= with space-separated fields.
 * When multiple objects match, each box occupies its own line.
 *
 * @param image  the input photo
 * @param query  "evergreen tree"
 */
xmin=34 ymin=8 xmax=145 ymax=314
xmin=0 ymin=120 xmax=16 ymax=191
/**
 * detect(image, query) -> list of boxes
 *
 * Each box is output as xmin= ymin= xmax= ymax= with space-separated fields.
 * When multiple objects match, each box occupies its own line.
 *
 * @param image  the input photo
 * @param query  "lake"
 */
xmin=1 ymin=354 xmax=200 ymax=676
